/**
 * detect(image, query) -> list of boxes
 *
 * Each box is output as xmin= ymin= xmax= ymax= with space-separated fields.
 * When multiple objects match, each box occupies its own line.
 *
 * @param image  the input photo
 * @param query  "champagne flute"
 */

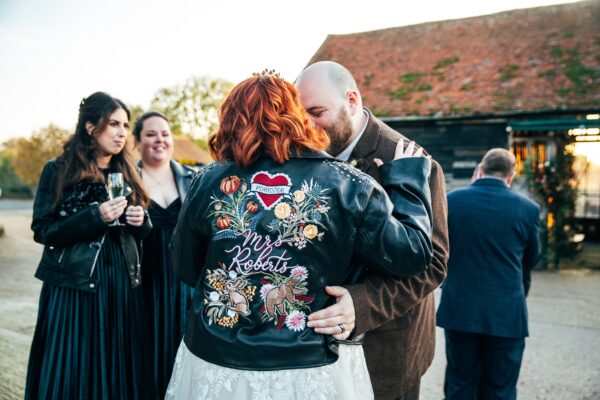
xmin=107 ymin=172 xmax=125 ymax=226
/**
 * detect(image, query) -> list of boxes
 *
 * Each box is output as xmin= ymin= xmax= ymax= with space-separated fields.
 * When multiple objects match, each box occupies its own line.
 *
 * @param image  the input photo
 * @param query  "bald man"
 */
xmin=297 ymin=61 xmax=449 ymax=400
xmin=437 ymin=149 xmax=540 ymax=400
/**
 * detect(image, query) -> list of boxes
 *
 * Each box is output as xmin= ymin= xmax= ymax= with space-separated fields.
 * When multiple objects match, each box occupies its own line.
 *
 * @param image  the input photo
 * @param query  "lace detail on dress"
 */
xmin=166 ymin=343 xmax=373 ymax=400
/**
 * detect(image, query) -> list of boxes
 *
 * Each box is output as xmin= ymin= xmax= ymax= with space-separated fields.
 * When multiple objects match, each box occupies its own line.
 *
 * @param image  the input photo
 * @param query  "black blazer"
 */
xmin=437 ymin=178 xmax=541 ymax=338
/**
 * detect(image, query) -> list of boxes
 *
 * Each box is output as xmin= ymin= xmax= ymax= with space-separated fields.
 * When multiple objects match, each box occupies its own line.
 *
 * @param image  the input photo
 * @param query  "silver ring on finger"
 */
xmin=338 ymin=323 xmax=346 ymax=334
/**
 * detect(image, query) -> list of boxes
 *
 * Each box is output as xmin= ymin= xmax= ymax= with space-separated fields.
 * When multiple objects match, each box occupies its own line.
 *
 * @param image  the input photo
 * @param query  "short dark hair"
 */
xmin=133 ymin=110 xmax=169 ymax=141
xmin=480 ymin=148 xmax=516 ymax=178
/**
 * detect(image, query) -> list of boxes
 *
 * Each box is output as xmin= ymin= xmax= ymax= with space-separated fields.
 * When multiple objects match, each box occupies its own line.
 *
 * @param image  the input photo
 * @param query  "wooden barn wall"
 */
xmin=385 ymin=121 xmax=508 ymax=181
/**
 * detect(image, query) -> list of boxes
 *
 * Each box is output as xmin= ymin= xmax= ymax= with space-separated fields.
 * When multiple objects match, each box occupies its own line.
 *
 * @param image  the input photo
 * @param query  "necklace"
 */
xmin=142 ymin=167 xmax=171 ymax=186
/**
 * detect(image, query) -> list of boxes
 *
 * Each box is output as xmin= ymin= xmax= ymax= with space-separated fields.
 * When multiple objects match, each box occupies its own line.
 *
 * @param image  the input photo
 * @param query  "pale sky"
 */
xmin=0 ymin=0 xmax=580 ymax=142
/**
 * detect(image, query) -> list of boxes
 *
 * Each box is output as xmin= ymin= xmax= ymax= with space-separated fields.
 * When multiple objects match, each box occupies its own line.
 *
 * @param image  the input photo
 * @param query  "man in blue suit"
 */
xmin=437 ymin=148 xmax=541 ymax=400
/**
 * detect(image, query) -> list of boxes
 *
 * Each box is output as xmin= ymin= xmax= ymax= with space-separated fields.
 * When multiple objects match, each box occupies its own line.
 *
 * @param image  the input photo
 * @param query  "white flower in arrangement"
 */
xmin=260 ymin=284 xmax=275 ymax=301
xmin=227 ymin=309 xmax=237 ymax=318
xmin=293 ymin=190 xmax=306 ymax=203
xmin=209 ymin=291 xmax=220 ymax=302
xmin=290 ymin=266 xmax=309 ymax=281
xmin=228 ymin=270 xmax=238 ymax=279
xmin=285 ymin=310 xmax=307 ymax=332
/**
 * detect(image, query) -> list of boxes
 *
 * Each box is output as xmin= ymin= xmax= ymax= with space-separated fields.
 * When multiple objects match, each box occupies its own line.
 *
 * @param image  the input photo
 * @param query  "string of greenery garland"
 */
xmin=524 ymin=135 xmax=578 ymax=268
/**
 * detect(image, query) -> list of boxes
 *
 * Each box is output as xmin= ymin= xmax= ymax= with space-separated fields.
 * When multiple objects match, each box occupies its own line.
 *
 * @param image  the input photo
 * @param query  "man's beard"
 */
xmin=324 ymin=106 xmax=353 ymax=157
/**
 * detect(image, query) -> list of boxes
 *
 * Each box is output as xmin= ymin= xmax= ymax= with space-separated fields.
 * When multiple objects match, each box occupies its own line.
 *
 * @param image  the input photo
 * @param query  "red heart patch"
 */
xmin=250 ymin=172 xmax=292 ymax=209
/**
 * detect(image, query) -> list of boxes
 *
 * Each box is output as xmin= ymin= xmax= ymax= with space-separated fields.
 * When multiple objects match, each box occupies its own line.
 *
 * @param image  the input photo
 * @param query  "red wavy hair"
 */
xmin=209 ymin=74 xmax=330 ymax=166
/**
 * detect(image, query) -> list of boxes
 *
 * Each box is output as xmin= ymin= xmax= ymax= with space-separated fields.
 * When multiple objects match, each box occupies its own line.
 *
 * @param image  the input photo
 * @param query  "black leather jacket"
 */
xmin=171 ymin=151 xmax=433 ymax=370
xmin=32 ymin=160 xmax=152 ymax=292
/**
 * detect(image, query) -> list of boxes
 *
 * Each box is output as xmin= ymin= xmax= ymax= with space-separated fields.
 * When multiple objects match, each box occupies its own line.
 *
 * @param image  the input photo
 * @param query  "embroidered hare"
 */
xmin=265 ymin=276 xmax=306 ymax=317
xmin=226 ymin=278 xmax=251 ymax=316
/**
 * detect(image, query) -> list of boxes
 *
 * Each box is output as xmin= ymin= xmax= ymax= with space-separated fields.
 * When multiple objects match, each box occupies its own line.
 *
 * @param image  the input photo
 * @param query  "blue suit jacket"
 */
xmin=436 ymin=178 xmax=541 ymax=338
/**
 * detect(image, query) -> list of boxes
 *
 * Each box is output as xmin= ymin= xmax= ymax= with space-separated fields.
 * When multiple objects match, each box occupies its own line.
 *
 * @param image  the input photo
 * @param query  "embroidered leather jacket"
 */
xmin=171 ymin=151 xmax=433 ymax=370
xmin=32 ymin=160 xmax=152 ymax=292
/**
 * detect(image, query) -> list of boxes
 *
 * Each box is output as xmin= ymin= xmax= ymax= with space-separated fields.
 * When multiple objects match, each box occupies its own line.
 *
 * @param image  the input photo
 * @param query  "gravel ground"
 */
xmin=1 ymin=199 xmax=599 ymax=399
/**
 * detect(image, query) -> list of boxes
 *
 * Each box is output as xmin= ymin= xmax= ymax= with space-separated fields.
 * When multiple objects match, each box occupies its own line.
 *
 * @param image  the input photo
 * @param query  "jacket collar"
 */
xmin=472 ymin=177 xmax=510 ymax=189
xmin=287 ymin=149 xmax=336 ymax=160
xmin=170 ymin=160 xmax=194 ymax=202
xmin=137 ymin=159 xmax=195 ymax=203
xmin=349 ymin=108 xmax=380 ymax=161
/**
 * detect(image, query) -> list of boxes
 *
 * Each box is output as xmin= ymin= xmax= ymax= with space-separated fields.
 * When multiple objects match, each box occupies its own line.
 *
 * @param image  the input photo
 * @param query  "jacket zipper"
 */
xmin=89 ymin=234 xmax=106 ymax=278
xmin=57 ymin=249 xmax=66 ymax=263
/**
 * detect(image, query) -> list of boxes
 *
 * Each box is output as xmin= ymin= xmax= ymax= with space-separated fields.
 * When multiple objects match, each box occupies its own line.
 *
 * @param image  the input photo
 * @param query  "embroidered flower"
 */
xmin=303 ymin=224 xmax=318 ymax=239
xmin=227 ymin=309 xmax=237 ymax=318
xmin=274 ymin=202 xmax=291 ymax=219
xmin=285 ymin=310 xmax=307 ymax=332
xmin=290 ymin=266 xmax=308 ymax=281
xmin=209 ymin=291 xmax=220 ymax=302
xmin=214 ymin=201 xmax=223 ymax=211
xmin=260 ymin=284 xmax=275 ymax=301
xmin=293 ymin=190 xmax=306 ymax=203
xmin=228 ymin=270 xmax=238 ymax=279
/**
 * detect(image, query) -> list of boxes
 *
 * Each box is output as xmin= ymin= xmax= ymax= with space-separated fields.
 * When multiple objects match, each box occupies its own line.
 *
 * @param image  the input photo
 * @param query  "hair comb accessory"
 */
xmin=252 ymin=68 xmax=283 ymax=80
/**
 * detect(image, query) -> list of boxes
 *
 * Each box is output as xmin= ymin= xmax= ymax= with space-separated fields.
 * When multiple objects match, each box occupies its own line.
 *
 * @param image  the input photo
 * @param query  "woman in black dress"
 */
xmin=134 ymin=111 xmax=195 ymax=397
xmin=25 ymin=92 xmax=153 ymax=399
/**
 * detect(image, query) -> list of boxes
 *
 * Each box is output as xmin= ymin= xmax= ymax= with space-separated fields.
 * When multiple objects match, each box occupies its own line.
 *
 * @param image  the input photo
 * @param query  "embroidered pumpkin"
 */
xmin=246 ymin=201 xmax=259 ymax=213
xmin=220 ymin=176 xmax=241 ymax=194
xmin=216 ymin=215 xmax=231 ymax=230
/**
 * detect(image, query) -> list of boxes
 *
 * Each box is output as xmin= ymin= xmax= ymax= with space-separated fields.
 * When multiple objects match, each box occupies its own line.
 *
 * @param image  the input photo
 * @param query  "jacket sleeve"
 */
xmin=170 ymin=177 xmax=209 ymax=288
xmin=31 ymin=161 xmax=107 ymax=248
xmin=522 ymin=204 xmax=541 ymax=296
xmin=346 ymin=160 xmax=449 ymax=334
xmin=354 ymin=157 xmax=433 ymax=279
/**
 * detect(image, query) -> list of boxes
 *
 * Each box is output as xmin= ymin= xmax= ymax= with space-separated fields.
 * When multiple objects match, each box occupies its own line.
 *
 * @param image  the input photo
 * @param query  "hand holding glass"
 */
xmin=106 ymin=173 xmax=126 ymax=226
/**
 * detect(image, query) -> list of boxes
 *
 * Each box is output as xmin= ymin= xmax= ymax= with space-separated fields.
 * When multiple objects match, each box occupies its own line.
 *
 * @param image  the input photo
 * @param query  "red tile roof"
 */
xmin=307 ymin=1 xmax=600 ymax=117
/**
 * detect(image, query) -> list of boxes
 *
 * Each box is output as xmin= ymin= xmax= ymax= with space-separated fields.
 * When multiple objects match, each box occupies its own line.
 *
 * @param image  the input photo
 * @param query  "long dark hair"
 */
xmin=52 ymin=92 xmax=150 ymax=211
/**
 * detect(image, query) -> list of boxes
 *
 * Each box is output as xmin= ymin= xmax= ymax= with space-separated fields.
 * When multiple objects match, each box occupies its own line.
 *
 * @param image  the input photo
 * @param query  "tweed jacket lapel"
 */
xmin=349 ymin=109 xmax=384 ymax=176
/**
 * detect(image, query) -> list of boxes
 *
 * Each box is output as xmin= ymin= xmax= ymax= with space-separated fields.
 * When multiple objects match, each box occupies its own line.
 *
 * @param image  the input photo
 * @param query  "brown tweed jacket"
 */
xmin=345 ymin=109 xmax=449 ymax=399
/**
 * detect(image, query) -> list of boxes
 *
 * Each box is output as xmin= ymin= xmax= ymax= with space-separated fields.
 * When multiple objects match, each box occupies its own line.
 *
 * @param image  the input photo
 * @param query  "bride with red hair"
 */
xmin=166 ymin=71 xmax=434 ymax=399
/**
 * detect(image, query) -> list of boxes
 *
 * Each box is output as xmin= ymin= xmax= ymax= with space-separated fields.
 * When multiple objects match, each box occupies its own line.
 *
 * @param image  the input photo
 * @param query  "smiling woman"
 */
xmin=133 ymin=111 xmax=196 ymax=398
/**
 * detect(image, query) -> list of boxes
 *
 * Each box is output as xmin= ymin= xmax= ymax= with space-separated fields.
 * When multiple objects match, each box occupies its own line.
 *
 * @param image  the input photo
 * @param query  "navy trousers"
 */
xmin=444 ymin=330 xmax=525 ymax=400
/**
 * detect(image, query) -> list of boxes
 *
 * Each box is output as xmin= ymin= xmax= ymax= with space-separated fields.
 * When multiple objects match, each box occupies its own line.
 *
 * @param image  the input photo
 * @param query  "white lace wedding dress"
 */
xmin=165 ymin=342 xmax=374 ymax=400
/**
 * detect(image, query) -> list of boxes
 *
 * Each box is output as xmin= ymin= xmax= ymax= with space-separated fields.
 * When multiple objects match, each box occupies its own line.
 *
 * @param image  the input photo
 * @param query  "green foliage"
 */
xmin=551 ymin=46 xmax=564 ymax=58
xmin=565 ymin=61 xmax=597 ymax=90
xmin=0 ymin=147 xmax=30 ymax=198
xmin=388 ymin=86 xmax=411 ymax=100
xmin=400 ymin=72 xmax=423 ymax=83
xmin=371 ymin=108 xmax=391 ymax=117
xmin=150 ymin=76 xmax=233 ymax=140
xmin=556 ymin=87 xmax=571 ymax=97
xmin=430 ymin=71 xmax=445 ymax=81
xmin=434 ymin=56 xmax=459 ymax=69
xmin=414 ymin=84 xmax=432 ymax=91
xmin=498 ymin=64 xmax=520 ymax=81
xmin=538 ymin=69 xmax=557 ymax=79
xmin=10 ymin=125 xmax=71 ymax=192
xmin=524 ymin=139 xmax=578 ymax=268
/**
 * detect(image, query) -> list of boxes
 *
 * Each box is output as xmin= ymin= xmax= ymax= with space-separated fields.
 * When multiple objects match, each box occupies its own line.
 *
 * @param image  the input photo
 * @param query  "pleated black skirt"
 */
xmin=142 ymin=199 xmax=194 ymax=397
xmin=25 ymin=232 xmax=153 ymax=400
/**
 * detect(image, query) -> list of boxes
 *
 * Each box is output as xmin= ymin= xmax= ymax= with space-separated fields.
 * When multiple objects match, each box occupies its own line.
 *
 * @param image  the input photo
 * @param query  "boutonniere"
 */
xmin=349 ymin=158 xmax=366 ymax=170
